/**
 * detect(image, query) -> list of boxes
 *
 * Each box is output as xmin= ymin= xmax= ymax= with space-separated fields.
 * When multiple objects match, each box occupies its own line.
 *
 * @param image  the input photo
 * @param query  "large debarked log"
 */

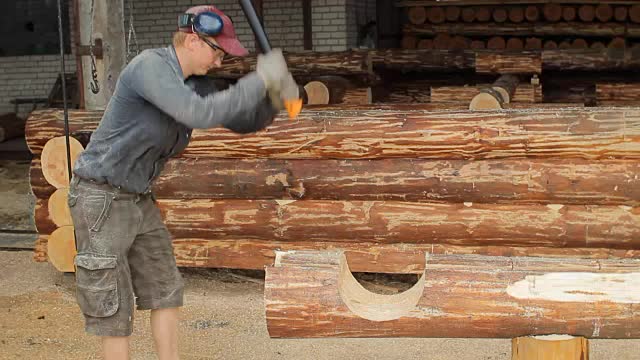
xmin=153 ymin=199 xmax=640 ymax=249
xmin=31 ymin=153 xmax=640 ymax=212
xmin=209 ymin=50 xmax=371 ymax=78
xmin=404 ymin=22 xmax=639 ymax=38
xmin=33 ymin=236 xmax=640 ymax=273
xmin=265 ymin=250 xmax=640 ymax=338
xmin=25 ymin=108 xmax=640 ymax=160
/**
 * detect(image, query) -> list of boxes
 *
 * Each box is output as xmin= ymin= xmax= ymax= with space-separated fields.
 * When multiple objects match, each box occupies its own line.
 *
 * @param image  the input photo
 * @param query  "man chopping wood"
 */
xmin=67 ymin=5 xmax=297 ymax=359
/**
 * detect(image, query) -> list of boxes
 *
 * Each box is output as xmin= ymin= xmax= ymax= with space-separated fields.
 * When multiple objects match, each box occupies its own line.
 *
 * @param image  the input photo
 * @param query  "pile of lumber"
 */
xmin=399 ymin=1 xmax=640 ymax=51
xmin=206 ymin=48 xmax=640 ymax=108
xmin=26 ymin=106 xmax=640 ymax=340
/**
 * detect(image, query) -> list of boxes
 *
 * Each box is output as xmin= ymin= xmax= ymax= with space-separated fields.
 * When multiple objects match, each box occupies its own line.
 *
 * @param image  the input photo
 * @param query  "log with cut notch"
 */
xmin=265 ymin=250 xmax=640 ymax=338
xmin=33 ymin=236 xmax=640 ymax=273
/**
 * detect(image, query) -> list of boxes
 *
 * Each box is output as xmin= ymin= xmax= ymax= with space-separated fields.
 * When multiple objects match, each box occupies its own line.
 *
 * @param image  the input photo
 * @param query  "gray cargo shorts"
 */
xmin=67 ymin=176 xmax=184 ymax=337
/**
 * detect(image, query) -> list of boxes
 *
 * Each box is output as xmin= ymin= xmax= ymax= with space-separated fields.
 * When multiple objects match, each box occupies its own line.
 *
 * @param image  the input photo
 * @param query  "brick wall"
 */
xmin=1 ymin=0 xmax=355 ymax=116
xmin=0 ymin=0 xmax=75 ymax=117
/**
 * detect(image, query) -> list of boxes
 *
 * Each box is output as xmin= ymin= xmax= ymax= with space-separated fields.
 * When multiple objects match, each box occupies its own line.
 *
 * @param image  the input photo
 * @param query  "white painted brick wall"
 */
xmin=1 ymin=0 xmax=353 ymax=116
xmin=0 ymin=0 xmax=76 ymax=117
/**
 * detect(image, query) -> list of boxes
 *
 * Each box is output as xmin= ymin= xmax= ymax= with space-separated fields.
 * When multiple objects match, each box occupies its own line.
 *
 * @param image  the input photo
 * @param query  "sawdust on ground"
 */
xmin=1 ymin=251 xmax=639 ymax=360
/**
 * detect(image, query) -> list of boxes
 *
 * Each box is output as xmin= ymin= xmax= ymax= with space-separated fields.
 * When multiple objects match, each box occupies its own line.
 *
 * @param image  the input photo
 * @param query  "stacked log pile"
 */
xmin=27 ymin=106 xmax=640 ymax=266
xmin=391 ymin=0 xmax=640 ymax=107
xmin=400 ymin=2 xmax=640 ymax=51
xmin=26 ymin=104 xmax=640 ymax=339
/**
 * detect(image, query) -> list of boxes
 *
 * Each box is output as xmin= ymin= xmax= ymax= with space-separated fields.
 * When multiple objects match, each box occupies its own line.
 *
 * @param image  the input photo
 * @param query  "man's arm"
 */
xmin=127 ymin=52 xmax=267 ymax=129
xmin=186 ymin=76 xmax=279 ymax=134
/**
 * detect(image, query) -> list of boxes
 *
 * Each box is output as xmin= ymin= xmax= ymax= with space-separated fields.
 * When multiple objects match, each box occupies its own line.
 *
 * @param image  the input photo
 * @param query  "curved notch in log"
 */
xmin=337 ymin=252 xmax=425 ymax=322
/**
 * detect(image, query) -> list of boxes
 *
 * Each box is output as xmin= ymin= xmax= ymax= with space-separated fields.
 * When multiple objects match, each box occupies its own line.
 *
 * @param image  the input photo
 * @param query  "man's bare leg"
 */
xmin=151 ymin=307 xmax=180 ymax=360
xmin=103 ymin=336 xmax=130 ymax=360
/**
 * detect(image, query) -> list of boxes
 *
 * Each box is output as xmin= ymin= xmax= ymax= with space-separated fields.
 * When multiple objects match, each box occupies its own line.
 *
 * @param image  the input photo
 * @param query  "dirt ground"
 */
xmin=1 ymin=251 xmax=639 ymax=360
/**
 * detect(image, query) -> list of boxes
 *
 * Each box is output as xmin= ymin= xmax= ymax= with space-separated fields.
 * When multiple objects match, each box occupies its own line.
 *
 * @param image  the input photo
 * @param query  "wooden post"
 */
xmin=512 ymin=336 xmax=589 ymax=360
xmin=302 ymin=0 xmax=312 ymax=50
xmin=78 ymin=0 xmax=126 ymax=110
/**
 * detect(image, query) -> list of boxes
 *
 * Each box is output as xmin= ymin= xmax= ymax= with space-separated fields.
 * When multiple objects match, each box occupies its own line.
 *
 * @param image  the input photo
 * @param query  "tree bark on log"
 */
xmin=265 ymin=251 xmax=640 ymax=338
xmin=27 ymin=108 xmax=640 ymax=160
xmin=475 ymin=52 xmax=542 ymax=74
xmin=404 ymin=22 xmax=633 ymax=38
xmin=541 ymin=49 xmax=640 ymax=71
xmin=431 ymin=84 xmax=538 ymax=103
xmin=512 ymin=336 xmax=589 ymax=360
xmin=341 ymin=88 xmax=371 ymax=105
xmin=32 ymin=151 xmax=640 ymax=205
xmin=596 ymin=83 xmax=640 ymax=103
xmin=32 ymin=236 xmax=640 ymax=272
xmin=159 ymin=158 xmax=640 ymax=204
xmin=209 ymin=50 xmax=371 ymax=78
xmin=25 ymin=109 xmax=99 ymax=156
xmin=156 ymin=199 xmax=640 ymax=249
xmin=370 ymin=49 xmax=475 ymax=71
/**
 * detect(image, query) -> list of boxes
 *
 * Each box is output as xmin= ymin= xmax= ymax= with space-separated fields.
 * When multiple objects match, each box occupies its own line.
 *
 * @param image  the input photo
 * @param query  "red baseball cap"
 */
xmin=181 ymin=5 xmax=249 ymax=57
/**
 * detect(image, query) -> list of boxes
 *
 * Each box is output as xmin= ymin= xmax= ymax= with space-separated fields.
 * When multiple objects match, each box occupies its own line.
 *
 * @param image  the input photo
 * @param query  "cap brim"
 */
xmin=216 ymin=36 xmax=249 ymax=57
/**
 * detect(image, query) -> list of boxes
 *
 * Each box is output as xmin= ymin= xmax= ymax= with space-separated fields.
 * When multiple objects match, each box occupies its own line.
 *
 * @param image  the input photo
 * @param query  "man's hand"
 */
xmin=256 ymin=49 xmax=288 ymax=94
xmin=268 ymin=73 xmax=299 ymax=111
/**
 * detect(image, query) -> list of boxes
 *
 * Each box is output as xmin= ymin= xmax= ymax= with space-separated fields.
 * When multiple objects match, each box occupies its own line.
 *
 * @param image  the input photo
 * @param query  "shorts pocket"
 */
xmin=82 ymin=193 xmax=113 ymax=232
xmin=74 ymin=253 xmax=119 ymax=318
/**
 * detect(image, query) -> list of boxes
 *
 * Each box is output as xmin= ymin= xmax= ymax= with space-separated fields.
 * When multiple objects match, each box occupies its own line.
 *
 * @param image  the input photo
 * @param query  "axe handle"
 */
xmin=239 ymin=0 xmax=271 ymax=53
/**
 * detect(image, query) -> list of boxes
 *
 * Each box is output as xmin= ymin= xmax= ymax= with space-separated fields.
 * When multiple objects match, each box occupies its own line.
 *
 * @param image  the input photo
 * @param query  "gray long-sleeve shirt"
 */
xmin=73 ymin=45 xmax=278 ymax=194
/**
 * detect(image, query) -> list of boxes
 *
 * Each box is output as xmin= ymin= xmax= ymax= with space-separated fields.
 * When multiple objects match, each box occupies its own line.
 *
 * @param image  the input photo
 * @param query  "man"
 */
xmin=67 ymin=5 xmax=297 ymax=360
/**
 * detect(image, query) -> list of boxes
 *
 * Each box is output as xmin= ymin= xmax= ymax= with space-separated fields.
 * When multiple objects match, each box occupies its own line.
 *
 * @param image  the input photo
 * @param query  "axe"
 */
xmin=239 ymin=0 xmax=303 ymax=119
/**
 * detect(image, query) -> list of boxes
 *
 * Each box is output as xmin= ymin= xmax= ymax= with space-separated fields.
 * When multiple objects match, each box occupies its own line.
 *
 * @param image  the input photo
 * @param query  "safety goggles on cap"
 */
xmin=178 ymin=11 xmax=224 ymax=36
